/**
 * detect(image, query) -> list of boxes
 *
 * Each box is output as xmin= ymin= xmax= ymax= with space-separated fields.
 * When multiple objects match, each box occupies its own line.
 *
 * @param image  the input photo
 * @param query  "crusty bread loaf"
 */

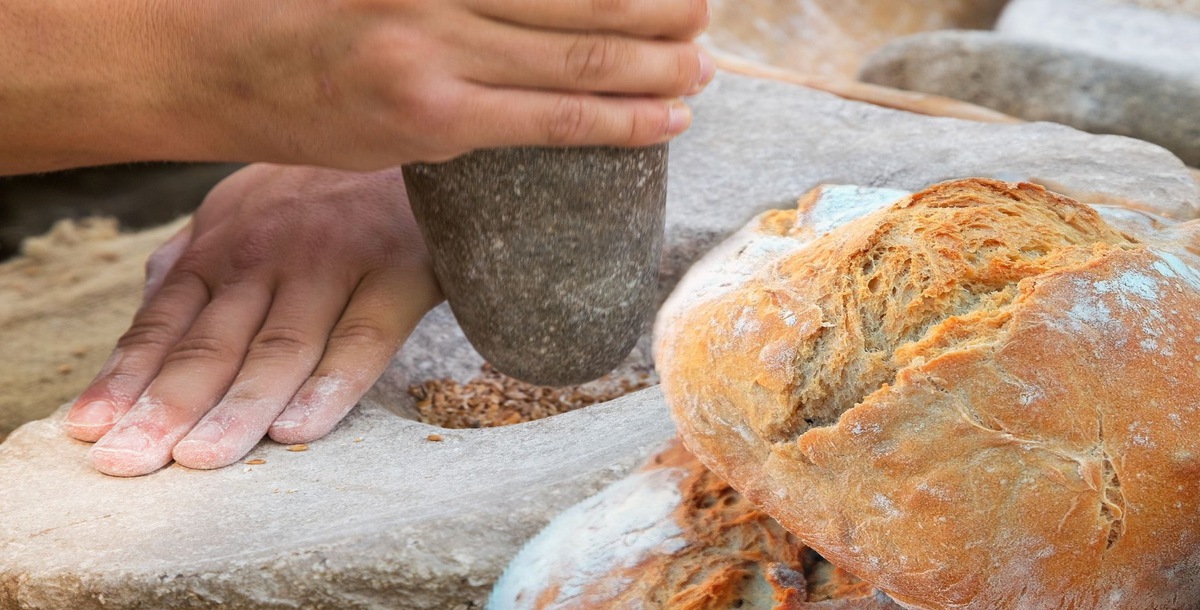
xmin=655 ymin=179 xmax=1200 ymax=609
xmin=489 ymin=439 xmax=902 ymax=609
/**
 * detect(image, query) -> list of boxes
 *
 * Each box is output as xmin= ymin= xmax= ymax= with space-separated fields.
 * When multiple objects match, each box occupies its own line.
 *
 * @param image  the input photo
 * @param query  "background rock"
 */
xmin=996 ymin=0 xmax=1200 ymax=79
xmin=859 ymin=30 xmax=1200 ymax=166
xmin=704 ymin=0 xmax=1007 ymax=78
xmin=3 ymin=70 xmax=1200 ymax=609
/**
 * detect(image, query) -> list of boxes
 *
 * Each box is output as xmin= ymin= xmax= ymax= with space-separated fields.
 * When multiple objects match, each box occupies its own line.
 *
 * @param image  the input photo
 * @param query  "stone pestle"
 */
xmin=402 ymin=145 xmax=668 ymax=386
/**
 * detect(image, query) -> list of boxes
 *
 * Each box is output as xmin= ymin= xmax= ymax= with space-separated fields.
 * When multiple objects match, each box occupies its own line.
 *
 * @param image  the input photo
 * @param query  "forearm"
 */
xmin=0 ymin=0 xmax=712 ymax=176
xmin=0 ymin=0 xmax=234 ymax=175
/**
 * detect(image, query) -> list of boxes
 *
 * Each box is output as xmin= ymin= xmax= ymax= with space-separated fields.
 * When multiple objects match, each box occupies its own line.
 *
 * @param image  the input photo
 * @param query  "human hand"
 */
xmin=62 ymin=164 xmax=442 ymax=476
xmin=173 ymin=0 xmax=714 ymax=169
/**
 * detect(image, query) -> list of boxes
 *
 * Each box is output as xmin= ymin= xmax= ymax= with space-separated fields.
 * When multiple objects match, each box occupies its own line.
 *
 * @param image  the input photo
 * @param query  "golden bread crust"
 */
xmin=657 ymin=179 xmax=1200 ymax=609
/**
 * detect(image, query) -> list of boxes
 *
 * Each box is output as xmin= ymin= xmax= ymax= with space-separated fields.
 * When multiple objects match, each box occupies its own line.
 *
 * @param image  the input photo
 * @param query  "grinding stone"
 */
xmin=403 ymin=145 xmax=668 ymax=386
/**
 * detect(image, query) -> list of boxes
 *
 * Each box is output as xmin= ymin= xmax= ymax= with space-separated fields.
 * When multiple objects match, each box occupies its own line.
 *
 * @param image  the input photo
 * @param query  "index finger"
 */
xmin=466 ymin=0 xmax=710 ymax=41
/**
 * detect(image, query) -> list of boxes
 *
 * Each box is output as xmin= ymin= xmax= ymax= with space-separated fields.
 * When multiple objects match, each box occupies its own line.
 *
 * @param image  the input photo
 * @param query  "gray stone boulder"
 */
xmin=3 ymin=70 xmax=1199 ymax=609
xmin=997 ymin=0 xmax=1200 ymax=79
xmin=859 ymin=6 xmax=1200 ymax=166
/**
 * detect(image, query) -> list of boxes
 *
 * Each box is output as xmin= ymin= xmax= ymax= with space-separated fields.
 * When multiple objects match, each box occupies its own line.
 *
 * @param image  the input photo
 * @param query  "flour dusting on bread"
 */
xmin=657 ymin=178 xmax=1200 ymax=609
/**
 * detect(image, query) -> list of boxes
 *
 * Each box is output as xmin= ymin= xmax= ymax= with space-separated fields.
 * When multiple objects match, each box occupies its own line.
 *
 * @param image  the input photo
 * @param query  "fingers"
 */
xmin=142 ymin=222 xmax=193 ymax=305
xmin=89 ymin=284 xmax=272 ymax=477
xmin=64 ymin=266 xmax=210 ymax=443
xmin=450 ymin=85 xmax=693 ymax=150
xmin=466 ymin=0 xmax=710 ymax=40
xmin=464 ymin=23 xmax=714 ymax=97
xmin=170 ymin=278 xmax=351 ymax=470
xmin=269 ymin=269 xmax=434 ymax=444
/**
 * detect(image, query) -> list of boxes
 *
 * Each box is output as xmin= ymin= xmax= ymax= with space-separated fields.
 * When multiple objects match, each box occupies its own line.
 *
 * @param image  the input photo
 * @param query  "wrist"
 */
xmin=157 ymin=0 xmax=341 ymax=167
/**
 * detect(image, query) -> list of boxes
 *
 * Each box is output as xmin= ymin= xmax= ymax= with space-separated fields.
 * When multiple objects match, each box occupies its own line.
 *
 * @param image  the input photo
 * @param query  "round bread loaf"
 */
xmin=488 ymin=439 xmax=902 ymax=609
xmin=655 ymin=179 xmax=1200 ymax=609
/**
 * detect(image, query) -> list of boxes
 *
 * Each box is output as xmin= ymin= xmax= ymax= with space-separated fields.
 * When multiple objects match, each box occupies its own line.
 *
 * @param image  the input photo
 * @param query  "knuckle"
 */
xmin=625 ymin=102 xmax=669 ymax=146
xmin=328 ymin=317 xmax=393 ymax=351
xmin=544 ymin=96 xmax=596 ymax=145
xmin=247 ymin=327 xmax=319 ymax=362
xmin=226 ymin=224 xmax=288 ymax=273
xmin=92 ymin=366 xmax=152 ymax=398
xmin=675 ymin=45 xmax=701 ymax=92
xmin=117 ymin=311 xmax=182 ymax=351
xmin=390 ymin=84 xmax=465 ymax=159
xmin=164 ymin=335 xmax=241 ymax=366
xmin=168 ymin=250 xmax=212 ymax=278
xmin=565 ymin=35 xmax=624 ymax=84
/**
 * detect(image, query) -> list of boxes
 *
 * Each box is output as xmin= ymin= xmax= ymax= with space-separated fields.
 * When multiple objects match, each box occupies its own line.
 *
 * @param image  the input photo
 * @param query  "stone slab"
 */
xmin=0 ymin=390 xmax=676 ymax=609
xmin=859 ymin=30 xmax=1200 ymax=166
xmin=3 ymin=70 xmax=1200 ymax=609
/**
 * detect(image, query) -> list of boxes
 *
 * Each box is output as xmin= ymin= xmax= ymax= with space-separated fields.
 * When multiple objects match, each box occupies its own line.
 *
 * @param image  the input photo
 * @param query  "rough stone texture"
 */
xmin=3 ymin=70 xmax=1200 ymax=609
xmin=403 ymin=145 xmax=667 ymax=386
xmin=860 ymin=30 xmax=1200 ymax=166
xmin=996 ymin=0 xmax=1200 ymax=80
xmin=0 ymin=390 xmax=676 ymax=610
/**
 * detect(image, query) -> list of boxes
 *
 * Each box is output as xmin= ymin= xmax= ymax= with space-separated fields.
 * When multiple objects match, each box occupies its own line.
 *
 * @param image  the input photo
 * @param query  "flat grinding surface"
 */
xmin=0 ymin=390 xmax=677 ymax=609
xmin=404 ymin=145 xmax=668 ymax=386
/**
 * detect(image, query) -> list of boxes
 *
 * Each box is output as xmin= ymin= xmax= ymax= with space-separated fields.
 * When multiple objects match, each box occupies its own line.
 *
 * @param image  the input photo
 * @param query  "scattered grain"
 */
xmin=56 ymin=364 xmax=73 ymax=375
xmin=71 ymin=345 xmax=91 ymax=358
xmin=245 ymin=459 xmax=267 ymax=465
xmin=426 ymin=433 xmax=444 ymax=442
xmin=286 ymin=444 xmax=309 ymax=452
xmin=409 ymin=362 xmax=656 ymax=429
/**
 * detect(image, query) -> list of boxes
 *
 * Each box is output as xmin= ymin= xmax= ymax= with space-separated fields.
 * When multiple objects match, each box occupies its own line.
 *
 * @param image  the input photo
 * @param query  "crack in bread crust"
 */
xmin=1098 ymin=416 xmax=1127 ymax=550
xmin=767 ymin=180 xmax=1134 ymax=447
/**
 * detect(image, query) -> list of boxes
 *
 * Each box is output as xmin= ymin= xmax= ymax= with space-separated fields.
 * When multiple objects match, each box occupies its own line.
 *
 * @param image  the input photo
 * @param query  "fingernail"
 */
xmin=70 ymin=400 xmax=116 ymax=427
xmin=693 ymin=49 xmax=715 ymax=94
xmin=182 ymin=422 xmax=224 ymax=445
xmin=666 ymin=101 xmax=693 ymax=136
xmin=93 ymin=430 xmax=148 ymax=453
xmin=271 ymin=416 xmax=302 ymax=431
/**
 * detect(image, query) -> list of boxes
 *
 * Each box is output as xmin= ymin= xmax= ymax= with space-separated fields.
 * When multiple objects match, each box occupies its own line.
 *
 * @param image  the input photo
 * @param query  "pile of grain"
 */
xmin=409 ymin=363 xmax=656 ymax=429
